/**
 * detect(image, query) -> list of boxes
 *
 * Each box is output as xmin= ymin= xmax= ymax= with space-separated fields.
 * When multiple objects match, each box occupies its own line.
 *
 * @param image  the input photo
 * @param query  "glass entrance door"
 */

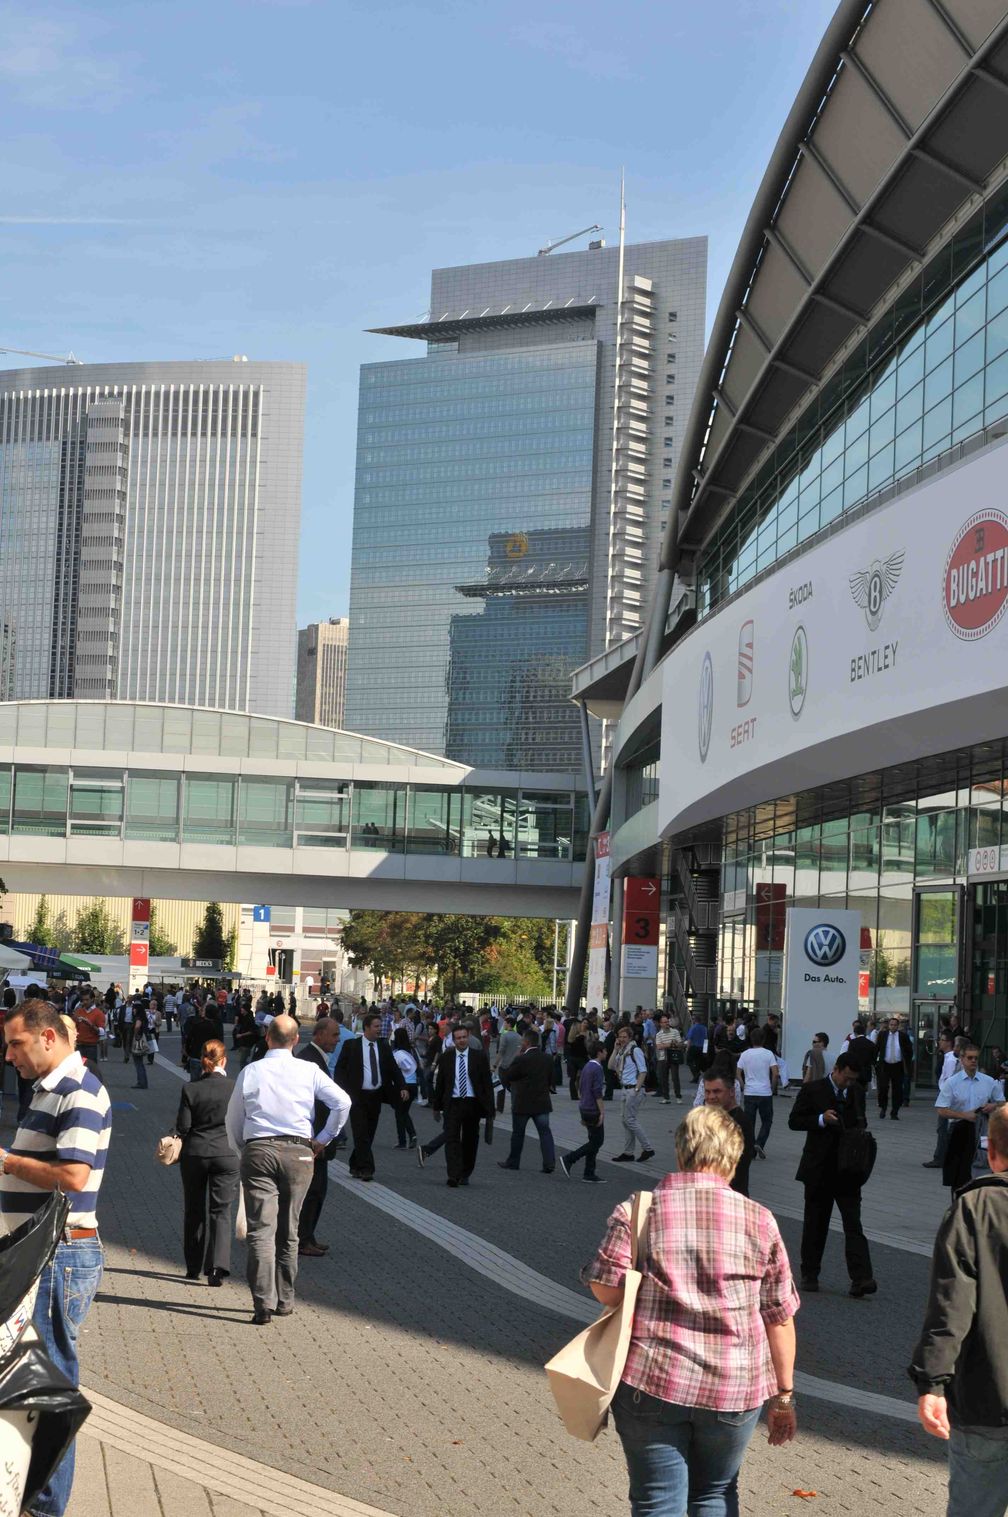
xmin=912 ymin=999 xmax=954 ymax=1089
xmin=910 ymin=886 xmax=964 ymax=1089
xmin=970 ymin=881 xmax=1008 ymax=1054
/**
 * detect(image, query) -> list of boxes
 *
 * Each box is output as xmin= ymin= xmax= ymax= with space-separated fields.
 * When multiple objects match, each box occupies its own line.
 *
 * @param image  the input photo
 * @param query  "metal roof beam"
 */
xmin=736 ymin=419 xmax=778 ymax=443
xmin=734 ymin=306 xmax=773 ymax=354
xmin=771 ymin=354 xmax=820 ymax=386
xmin=713 ymin=387 xmax=737 ymax=419
xmin=973 ymin=64 xmax=1008 ymax=99
xmin=860 ymin=221 xmax=924 ymax=261
xmin=921 ymin=0 xmax=973 ymax=58
xmin=799 ymin=137 xmax=860 ymax=216
xmin=764 ymin=224 xmax=814 ymax=287
xmin=840 ymin=48 xmax=914 ymax=139
xmin=810 ymin=289 xmax=869 ymax=323
xmin=910 ymin=145 xmax=985 ymax=194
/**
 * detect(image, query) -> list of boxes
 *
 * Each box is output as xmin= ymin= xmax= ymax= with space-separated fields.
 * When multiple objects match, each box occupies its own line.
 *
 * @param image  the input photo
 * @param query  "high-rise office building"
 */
xmin=295 ymin=617 xmax=349 ymax=728
xmin=0 ymin=358 xmax=306 ymax=718
xmin=345 ymin=236 xmax=707 ymax=768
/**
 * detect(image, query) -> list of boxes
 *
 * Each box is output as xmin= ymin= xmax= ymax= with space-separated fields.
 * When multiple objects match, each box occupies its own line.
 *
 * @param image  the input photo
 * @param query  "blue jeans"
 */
xmin=132 ymin=1053 xmax=148 ymax=1088
xmin=565 ymin=1114 xmax=605 ymax=1177
xmin=507 ymin=1111 xmax=555 ymax=1170
xmin=611 ymin=1382 xmax=760 ymax=1517
xmin=743 ymin=1095 xmax=773 ymax=1151
xmin=31 ymin=1238 xmax=104 ymax=1517
xmin=948 ymin=1426 xmax=1008 ymax=1517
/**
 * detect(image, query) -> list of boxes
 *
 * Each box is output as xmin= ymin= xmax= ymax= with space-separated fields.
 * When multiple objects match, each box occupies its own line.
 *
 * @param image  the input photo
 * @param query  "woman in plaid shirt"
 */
xmin=583 ymin=1106 xmax=799 ymax=1515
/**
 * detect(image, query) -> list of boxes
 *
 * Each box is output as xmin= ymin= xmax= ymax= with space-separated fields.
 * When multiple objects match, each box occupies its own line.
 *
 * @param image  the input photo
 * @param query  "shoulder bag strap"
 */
xmin=628 ymin=1190 xmax=653 ymax=1272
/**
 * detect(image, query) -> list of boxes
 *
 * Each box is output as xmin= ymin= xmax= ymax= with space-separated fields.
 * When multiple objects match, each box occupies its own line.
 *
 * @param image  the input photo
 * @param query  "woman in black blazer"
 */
xmin=175 ymin=1039 xmax=240 ymax=1284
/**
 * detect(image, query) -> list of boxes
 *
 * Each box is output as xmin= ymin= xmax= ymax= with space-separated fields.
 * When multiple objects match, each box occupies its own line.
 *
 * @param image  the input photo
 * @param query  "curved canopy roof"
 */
xmin=666 ymin=0 xmax=1008 ymax=564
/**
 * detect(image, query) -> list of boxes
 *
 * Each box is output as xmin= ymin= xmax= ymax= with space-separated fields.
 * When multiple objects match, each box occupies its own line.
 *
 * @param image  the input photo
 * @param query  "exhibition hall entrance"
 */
xmin=969 ymin=879 xmax=1008 ymax=1056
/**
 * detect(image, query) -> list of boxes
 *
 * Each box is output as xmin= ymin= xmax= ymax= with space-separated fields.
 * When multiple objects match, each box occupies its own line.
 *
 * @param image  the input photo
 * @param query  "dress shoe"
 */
xmin=252 ymin=1309 xmax=272 ymax=1325
xmin=206 ymin=1269 xmax=223 ymax=1287
xmin=185 ymin=1271 xmax=201 ymax=1281
xmin=637 ymin=1149 xmax=655 ymax=1163
xmin=922 ymin=1160 xmax=942 ymax=1168
xmin=273 ymin=1302 xmax=294 ymax=1317
xmin=849 ymin=1279 xmax=878 ymax=1298
xmin=611 ymin=1153 xmax=635 ymax=1162
xmin=447 ymin=1179 xmax=459 ymax=1187
xmin=298 ymin=1242 xmax=326 ymax=1257
xmin=890 ymin=1113 xmax=899 ymax=1120
xmin=583 ymin=1174 xmax=604 ymax=1183
xmin=542 ymin=1167 xmax=555 ymax=1174
xmin=497 ymin=1162 xmax=518 ymax=1171
xmin=800 ymin=1277 xmax=819 ymax=1292
xmin=460 ymin=1177 xmax=469 ymax=1185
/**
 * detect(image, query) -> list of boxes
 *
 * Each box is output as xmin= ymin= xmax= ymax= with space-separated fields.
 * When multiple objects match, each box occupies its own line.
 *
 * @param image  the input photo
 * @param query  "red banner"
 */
xmin=623 ymin=911 xmax=659 ymax=946
xmin=624 ymin=877 xmax=660 ymax=912
xmin=129 ymin=941 xmax=149 ymax=969
xmin=131 ymin=898 xmax=151 ymax=924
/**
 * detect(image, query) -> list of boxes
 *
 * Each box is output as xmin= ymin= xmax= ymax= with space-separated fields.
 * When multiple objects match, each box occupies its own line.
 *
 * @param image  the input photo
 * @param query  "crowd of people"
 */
xmin=0 ymin=976 xmax=1006 ymax=1517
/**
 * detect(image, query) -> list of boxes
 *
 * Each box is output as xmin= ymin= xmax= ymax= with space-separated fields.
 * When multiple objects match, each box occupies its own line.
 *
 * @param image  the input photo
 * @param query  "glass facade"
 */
xmin=714 ymin=740 xmax=1008 ymax=1052
xmin=0 ymin=762 xmax=589 ymax=862
xmin=699 ymin=183 xmax=1008 ymax=617
xmin=345 ymin=342 xmax=598 ymax=768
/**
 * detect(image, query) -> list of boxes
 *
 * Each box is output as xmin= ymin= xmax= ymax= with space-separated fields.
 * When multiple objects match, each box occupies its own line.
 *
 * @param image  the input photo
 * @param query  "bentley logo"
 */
xmin=697 ymin=652 xmax=713 ymax=763
xmin=804 ymin=923 xmax=846 ymax=968
xmin=849 ymin=549 xmax=904 ymax=631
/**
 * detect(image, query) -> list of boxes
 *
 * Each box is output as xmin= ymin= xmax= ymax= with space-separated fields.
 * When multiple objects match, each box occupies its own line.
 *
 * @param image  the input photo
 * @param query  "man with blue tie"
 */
xmin=333 ymin=1010 xmax=407 ymax=1181
xmin=432 ymin=1024 xmax=494 ymax=1187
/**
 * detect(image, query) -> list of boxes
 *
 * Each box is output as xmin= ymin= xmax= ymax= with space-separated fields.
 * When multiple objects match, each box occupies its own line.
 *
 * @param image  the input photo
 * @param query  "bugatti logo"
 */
xmin=943 ymin=510 xmax=1008 ymax=640
xmin=849 ymin=549 xmax=904 ymax=631
xmin=804 ymin=924 xmax=846 ymax=968
xmin=737 ymin=619 xmax=753 ymax=707
xmin=698 ymin=652 xmax=714 ymax=763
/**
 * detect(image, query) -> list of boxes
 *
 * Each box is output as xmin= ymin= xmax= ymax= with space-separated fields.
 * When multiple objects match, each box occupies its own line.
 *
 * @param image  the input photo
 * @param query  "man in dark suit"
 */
xmin=841 ymin=1021 xmax=876 ymax=1089
xmin=432 ymin=1023 xmax=494 ymax=1187
xmin=789 ymin=1052 xmax=876 ymax=1297
xmin=703 ymin=1067 xmax=755 ymax=1197
xmin=295 ymin=1018 xmax=344 ymax=1254
xmin=497 ymin=1028 xmax=556 ymax=1173
xmin=874 ymin=1016 xmax=914 ymax=1119
xmin=333 ymin=1011 xmax=407 ymax=1181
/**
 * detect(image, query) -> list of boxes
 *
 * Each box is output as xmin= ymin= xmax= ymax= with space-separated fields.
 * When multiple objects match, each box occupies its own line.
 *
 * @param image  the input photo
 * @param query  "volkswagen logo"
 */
xmin=804 ymin=923 xmax=846 ymax=968
xmin=697 ymin=652 xmax=714 ymax=763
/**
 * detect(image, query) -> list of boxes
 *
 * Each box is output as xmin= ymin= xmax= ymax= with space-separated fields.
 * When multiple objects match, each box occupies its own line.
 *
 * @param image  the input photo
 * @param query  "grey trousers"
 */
xmin=240 ymin=1139 xmax=315 ymax=1312
xmin=621 ymin=1088 xmax=651 ymax=1154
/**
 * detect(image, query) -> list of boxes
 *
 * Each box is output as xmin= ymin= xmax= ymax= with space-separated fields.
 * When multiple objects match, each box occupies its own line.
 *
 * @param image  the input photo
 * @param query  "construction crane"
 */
xmin=0 ymin=345 xmax=82 ymax=365
xmin=537 ymin=223 xmax=602 ymax=256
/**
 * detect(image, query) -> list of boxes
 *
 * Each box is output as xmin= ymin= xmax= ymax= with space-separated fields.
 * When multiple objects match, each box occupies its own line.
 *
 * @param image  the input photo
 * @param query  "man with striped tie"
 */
xmin=432 ymin=1024 xmax=494 ymax=1188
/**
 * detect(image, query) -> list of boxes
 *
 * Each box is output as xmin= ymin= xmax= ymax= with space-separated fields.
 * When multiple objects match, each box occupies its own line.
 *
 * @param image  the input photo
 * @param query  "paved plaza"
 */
xmin=2 ymin=1035 xmax=956 ymax=1517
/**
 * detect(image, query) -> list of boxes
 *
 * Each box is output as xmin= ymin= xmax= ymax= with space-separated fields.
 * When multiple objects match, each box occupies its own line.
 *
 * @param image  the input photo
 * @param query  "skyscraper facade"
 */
xmin=345 ymin=237 xmax=707 ymax=768
xmin=295 ymin=617 xmax=349 ymax=728
xmin=0 ymin=358 xmax=305 ymax=718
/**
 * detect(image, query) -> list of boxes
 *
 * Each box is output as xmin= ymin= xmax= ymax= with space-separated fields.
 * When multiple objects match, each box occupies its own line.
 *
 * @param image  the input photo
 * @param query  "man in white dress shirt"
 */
xmin=226 ymin=1016 xmax=350 ymax=1324
xmin=934 ymin=1043 xmax=1005 ymax=1193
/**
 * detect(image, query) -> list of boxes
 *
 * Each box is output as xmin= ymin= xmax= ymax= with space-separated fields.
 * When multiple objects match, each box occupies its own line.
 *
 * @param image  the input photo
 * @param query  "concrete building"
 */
xmin=575 ymin=0 xmax=1008 ymax=1069
xmin=295 ymin=617 xmax=349 ymax=728
xmin=345 ymin=236 xmax=707 ymax=769
xmin=0 ymin=358 xmax=306 ymax=718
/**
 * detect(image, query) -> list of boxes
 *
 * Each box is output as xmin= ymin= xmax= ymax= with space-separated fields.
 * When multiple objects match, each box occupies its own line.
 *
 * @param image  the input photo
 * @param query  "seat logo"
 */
xmin=804 ymin=923 xmax=846 ymax=967
xmin=697 ymin=652 xmax=714 ymax=763
xmin=737 ymin=619 xmax=754 ymax=707
xmin=849 ymin=549 xmax=904 ymax=631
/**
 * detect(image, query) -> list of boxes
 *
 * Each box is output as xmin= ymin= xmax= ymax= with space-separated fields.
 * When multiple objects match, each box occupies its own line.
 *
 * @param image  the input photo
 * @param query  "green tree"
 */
xmin=72 ymin=899 xmax=125 ymax=954
xmin=422 ymin=914 xmax=495 ymax=999
xmin=148 ymin=903 xmax=177 ymax=958
xmin=224 ymin=927 xmax=238 ymax=972
xmin=193 ymin=902 xmax=228 ymax=962
xmin=477 ymin=933 xmax=550 ymax=997
xmin=26 ymin=895 xmax=57 ymax=948
xmin=342 ymin=910 xmax=432 ymax=993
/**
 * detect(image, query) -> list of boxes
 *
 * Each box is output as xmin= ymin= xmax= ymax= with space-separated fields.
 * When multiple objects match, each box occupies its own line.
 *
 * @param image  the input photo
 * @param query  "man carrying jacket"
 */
xmin=909 ymin=1102 xmax=1008 ymax=1517
xmin=496 ymin=1028 xmax=556 ymax=1174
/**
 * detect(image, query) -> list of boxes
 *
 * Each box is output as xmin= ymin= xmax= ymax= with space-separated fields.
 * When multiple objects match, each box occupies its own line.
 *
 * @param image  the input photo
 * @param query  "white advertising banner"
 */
xmin=782 ymin=907 xmax=862 ymax=1074
xmin=586 ymin=832 xmax=610 ymax=1012
xmin=658 ymin=440 xmax=1008 ymax=840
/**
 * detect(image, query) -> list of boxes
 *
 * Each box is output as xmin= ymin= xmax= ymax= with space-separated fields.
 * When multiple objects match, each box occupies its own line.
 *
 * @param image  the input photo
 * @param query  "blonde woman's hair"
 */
xmin=674 ymin=1105 xmax=743 ymax=1180
xmin=200 ymin=1039 xmax=227 ymax=1072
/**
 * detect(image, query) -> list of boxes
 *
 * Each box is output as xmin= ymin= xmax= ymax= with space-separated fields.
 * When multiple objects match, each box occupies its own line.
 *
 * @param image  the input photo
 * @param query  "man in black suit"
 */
xmin=295 ymin=1018 xmax=344 ymax=1254
xmin=789 ymin=1052 xmax=876 ymax=1297
xmin=874 ymin=1016 xmax=914 ymax=1119
xmin=497 ymin=1028 xmax=556 ymax=1174
xmin=333 ymin=1011 xmax=407 ymax=1181
xmin=703 ymin=1068 xmax=755 ymax=1197
xmin=841 ymin=1021 xmax=876 ymax=1089
xmin=432 ymin=1024 xmax=494 ymax=1187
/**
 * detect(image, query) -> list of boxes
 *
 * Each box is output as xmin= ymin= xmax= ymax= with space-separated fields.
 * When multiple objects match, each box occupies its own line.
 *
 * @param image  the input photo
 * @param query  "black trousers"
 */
xmin=180 ymin=1153 xmax=240 ymax=1275
xmin=297 ymin=1153 xmax=328 ymax=1244
xmin=349 ymin=1091 xmax=383 ymax=1177
xmin=801 ymin=1180 xmax=873 ymax=1284
xmin=877 ymin=1061 xmax=905 ymax=1114
xmin=444 ymin=1096 xmax=482 ymax=1181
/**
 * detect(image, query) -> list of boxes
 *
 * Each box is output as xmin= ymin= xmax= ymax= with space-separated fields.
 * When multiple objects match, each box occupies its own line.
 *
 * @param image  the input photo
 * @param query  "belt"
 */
xmin=64 ymin=1227 xmax=98 ymax=1241
xmin=246 ymin=1134 xmax=312 ymax=1147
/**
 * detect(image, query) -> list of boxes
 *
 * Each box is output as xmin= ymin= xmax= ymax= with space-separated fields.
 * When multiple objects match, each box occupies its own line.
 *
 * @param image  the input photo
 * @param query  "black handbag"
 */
xmin=837 ymin=1127 xmax=878 ymax=1183
xmin=0 ymin=1339 xmax=91 ymax=1510
xmin=0 ymin=1192 xmax=70 ymax=1326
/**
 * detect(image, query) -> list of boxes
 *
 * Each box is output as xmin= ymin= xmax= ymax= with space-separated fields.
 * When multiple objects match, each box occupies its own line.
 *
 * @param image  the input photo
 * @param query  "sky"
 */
xmin=0 ymin=0 xmax=837 ymax=626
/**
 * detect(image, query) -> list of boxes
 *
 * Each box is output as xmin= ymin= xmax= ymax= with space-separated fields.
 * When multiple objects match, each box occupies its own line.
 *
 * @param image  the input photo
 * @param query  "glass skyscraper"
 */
xmin=345 ymin=238 xmax=707 ymax=769
xmin=0 ymin=358 xmax=305 ymax=718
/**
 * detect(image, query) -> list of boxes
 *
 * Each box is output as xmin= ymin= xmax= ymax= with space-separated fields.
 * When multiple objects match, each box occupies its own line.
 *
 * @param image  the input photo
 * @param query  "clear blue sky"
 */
xmin=0 ymin=0 xmax=837 ymax=626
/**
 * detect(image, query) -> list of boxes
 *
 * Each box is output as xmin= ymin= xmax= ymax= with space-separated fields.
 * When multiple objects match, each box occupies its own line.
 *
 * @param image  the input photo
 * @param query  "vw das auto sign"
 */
xmin=804 ymin=923 xmax=846 ymax=968
xmin=943 ymin=509 xmax=1008 ymax=640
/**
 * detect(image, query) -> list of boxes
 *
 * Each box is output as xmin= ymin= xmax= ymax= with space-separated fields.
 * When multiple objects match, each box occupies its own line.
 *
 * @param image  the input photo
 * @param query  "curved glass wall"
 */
xmin=699 ymin=182 xmax=1008 ymax=616
xmin=0 ymin=763 xmax=589 ymax=862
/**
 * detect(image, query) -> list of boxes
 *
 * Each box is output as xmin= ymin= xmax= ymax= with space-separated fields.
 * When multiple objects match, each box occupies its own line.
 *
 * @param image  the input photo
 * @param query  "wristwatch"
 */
xmin=770 ymin=1390 xmax=795 ymax=1409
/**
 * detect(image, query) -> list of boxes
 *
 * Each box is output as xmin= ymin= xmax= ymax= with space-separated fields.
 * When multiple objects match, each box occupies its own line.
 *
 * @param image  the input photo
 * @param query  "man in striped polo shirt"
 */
xmin=0 ymin=999 xmax=111 ymax=1517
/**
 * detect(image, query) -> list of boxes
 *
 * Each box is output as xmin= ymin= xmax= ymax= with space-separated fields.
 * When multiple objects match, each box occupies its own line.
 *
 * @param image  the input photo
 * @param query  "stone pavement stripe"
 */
xmin=153 ymin=1050 xmax=920 ymax=1430
xmin=79 ymin=1385 xmax=396 ymax=1517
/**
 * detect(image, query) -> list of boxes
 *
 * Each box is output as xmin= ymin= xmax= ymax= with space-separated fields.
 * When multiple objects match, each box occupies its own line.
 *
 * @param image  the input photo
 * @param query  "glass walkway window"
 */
xmin=462 ymin=790 xmax=517 ymax=859
xmin=407 ymin=787 xmax=462 ymax=855
xmin=69 ymin=770 xmax=124 ymax=838
xmin=126 ymin=773 xmax=180 ymax=842
xmin=699 ymin=182 xmax=1008 ymax=616
xmin=12 ymin=767 xmax=69 ymax=837
xmin=240 ymin=778 xmax=294 ymax=848
xmin=183 ymin=776 xmax=236 ymax=846
xmin=352 ymin=782 xmax=404 ymax=852
xmin=294 ymin=780 xmax=348 ymax=849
